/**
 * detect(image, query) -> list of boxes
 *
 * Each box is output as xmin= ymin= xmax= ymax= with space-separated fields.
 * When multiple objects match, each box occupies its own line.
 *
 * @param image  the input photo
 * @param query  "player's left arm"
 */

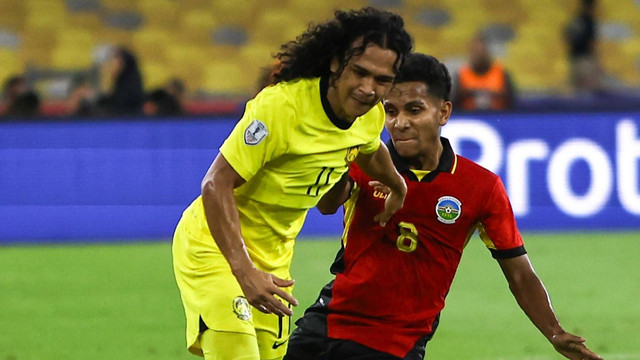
xmin=497 ymin=255 xmax=602 ymax=360
xmin=354 ymin=142 xmax=406 ymax=226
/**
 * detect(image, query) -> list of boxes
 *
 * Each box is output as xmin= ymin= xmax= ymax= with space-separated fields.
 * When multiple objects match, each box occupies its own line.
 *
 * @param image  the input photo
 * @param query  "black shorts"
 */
xmin=285 ymin=326 xmax=403 ymax=360
xmin=284 ymin=281 xmax=437 ymax=360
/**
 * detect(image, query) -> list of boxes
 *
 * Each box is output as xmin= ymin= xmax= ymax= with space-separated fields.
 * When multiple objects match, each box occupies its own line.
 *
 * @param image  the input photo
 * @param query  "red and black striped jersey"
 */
xmin=326 ymin=137 xmax=526 ymax=358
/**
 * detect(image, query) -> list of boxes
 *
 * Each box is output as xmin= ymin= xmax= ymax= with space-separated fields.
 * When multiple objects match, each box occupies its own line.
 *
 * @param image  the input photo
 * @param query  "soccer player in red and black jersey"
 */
xmin=284 ymin=53 xmax=602 ymax=360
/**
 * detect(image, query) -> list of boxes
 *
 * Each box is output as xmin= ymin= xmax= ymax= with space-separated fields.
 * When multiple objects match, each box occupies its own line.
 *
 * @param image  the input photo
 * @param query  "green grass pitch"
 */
xmin=1 ymin=232 xmax=639 ymax=359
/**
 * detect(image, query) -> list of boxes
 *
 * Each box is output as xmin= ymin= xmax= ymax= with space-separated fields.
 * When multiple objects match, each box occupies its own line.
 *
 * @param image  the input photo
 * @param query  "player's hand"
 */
xmin=235 ymin=267 xmax=298 ymax=317
xmin=368 ymin=180 xmax=390 ymax=194
xmin=550 ymin=332 xmax=603 ymax=360
xmin=372 ymin=180 xmax=406 ymax=227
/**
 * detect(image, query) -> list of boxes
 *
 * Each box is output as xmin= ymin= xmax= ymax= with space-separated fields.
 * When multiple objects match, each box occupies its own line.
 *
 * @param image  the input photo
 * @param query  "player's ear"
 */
xmin=330 ymin=57 xmax=339 ymax=73
xmin=438 ymin=100 xmax=452 ymax=126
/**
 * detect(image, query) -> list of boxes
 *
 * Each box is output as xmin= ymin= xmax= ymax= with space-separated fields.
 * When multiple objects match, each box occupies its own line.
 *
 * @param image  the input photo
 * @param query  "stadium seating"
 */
xmin=0 ymin=48 xmax=23 ymax=85
xmin=0 ymin=0 xmax=638 ymax=98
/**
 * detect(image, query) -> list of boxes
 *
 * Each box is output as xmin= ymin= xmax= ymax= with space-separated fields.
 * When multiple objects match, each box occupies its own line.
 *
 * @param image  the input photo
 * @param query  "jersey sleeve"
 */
xmin=477 ymin=176 xmax=526 ymax=259
xmin=219 ymin=88 xmax=293 ymax=181
xmin=357 ymin=103 xmax=384 ymax=155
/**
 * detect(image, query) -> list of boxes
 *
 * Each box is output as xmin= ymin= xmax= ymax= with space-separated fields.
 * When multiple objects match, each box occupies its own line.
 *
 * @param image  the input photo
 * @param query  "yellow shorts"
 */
xmin=172 ymin=207 xmax=292 ymax=358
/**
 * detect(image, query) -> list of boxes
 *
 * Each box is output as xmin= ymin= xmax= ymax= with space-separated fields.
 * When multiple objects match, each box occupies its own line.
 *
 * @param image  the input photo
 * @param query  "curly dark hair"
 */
xmin=394 ymin=53 xmax=452 ymax=102
xmin=272 ymin=7 xmax=413 ymax=85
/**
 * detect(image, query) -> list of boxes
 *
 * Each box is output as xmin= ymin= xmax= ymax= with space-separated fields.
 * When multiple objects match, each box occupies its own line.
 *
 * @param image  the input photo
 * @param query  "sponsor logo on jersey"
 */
xmin=436 ymin=196 xmax=462 ymax=224
xmin=373 ymin=190 xmax=389 ymax=199
xmin=232 ymin=296 xmax=252 ymax=321
xmin=345 ymin=146 xmax=360 ymax=164
xmin=244 ymin=119 xmax=268 ymax=145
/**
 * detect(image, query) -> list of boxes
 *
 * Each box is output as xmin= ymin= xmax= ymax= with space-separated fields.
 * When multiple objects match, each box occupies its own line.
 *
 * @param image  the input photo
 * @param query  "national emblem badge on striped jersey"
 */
xmin=244 ymin=119 xmax=268 ymax=145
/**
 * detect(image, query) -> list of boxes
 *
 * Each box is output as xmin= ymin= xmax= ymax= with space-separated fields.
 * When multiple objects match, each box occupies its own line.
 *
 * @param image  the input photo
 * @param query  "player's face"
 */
xmin=327 ymin=44 xmax=397 ymax=122
xmin=384 ymin=81 xmax=452 ymax=163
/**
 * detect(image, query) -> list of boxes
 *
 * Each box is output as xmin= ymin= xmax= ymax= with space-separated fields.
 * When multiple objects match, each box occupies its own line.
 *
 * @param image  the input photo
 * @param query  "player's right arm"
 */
xmin=316 ymin=172 xmax=352 ymax=214
xmin=201 ymin=153 xmax=298 ymax=317
xmin=354 ymin=142 xmax=406 ymax=226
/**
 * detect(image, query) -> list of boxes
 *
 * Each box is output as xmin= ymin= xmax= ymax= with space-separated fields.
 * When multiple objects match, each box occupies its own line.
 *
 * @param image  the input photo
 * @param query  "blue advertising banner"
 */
xmin=1 ymin=113 xmax=638 ymax=242
xmin=441 ymin=113 xmax=640 ymax=230
xmin=0 ymin=119 xmax=233 ymax=242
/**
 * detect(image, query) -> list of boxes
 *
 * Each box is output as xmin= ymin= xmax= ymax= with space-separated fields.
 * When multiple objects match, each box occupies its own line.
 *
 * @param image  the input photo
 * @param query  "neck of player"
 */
xmin=409 ymin=137 xmax=442 ymax=171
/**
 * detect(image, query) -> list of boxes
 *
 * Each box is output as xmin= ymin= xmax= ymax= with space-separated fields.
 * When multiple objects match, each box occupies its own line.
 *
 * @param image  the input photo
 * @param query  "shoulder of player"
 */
xmin=454 ymin=155 xmax=500 ymax=182
xmin=253 ymin=82 xmax=297 ymax=109
xmin=265 ymin=78 xmax=322 ymax=113
xmin=361 ymin=101 xmax=385 ymax=121
xmin=346 ymin=102 xmax=385 ymax=134
xmin=247 ymin=80 xmax=308 ymax=129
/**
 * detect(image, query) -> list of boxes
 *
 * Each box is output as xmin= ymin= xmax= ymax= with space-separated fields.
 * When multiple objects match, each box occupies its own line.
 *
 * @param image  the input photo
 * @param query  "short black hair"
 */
xmin=393 ymin=53 xmax=452 ymax=102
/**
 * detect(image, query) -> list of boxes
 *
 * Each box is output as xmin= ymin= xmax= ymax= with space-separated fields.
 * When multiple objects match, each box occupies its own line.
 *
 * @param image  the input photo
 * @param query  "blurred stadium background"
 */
xmin=0 ymin=0 xmax=640 ymax=112
xmin=1 ymin=1 xmax=640 ymax=359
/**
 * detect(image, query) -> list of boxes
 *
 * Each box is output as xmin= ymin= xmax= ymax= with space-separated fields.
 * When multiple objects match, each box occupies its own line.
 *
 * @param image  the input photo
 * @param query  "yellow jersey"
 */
xmin=188 ymin=76 xmax=385 ymax=272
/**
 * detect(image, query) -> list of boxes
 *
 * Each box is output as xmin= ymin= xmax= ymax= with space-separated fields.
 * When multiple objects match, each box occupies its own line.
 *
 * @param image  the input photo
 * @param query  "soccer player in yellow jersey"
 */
xmin=172 ymin=7 xmax=413 ymax=360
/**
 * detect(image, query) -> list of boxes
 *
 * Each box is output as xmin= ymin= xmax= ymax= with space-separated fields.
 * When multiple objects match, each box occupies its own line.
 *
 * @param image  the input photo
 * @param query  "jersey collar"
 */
xmin=387 ymin=137 xmax=457 ymax=182
xmin=319 ymin=76 xmax=353 ymax=130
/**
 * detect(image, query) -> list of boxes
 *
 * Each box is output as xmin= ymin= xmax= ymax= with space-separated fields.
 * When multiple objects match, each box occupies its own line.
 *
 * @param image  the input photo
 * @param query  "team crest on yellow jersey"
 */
xmin=345 ymin=146 xmax=360 ymax=164
xmin=232 ymin=296 xmax=252 ymax=321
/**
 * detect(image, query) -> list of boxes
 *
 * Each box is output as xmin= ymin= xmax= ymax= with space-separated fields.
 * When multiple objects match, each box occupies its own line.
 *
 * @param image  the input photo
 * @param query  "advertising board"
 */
xmin=1 ymin=113 xmax=638 ymax=242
